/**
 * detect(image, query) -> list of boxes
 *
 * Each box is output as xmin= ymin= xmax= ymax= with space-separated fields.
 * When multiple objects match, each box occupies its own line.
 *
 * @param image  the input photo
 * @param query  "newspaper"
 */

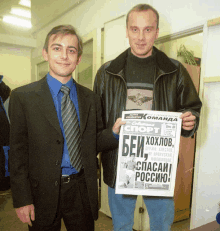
xmin=115 ymin=110 xmax=182 ymax=197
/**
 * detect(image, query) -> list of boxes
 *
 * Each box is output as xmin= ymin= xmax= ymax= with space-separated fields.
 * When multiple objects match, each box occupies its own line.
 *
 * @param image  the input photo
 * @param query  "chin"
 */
xmin=58 ymin=71 xmax=72 ymax=77
xmin=137 ymin=50 xmax=151 ymax=57
xmin=61 ymin=74 xmax=72 ymax=78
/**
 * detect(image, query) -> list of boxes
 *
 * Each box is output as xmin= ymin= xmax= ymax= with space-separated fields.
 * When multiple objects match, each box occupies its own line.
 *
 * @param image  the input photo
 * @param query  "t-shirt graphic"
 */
xmin=126 ymin=88 xmax=153 ymax=110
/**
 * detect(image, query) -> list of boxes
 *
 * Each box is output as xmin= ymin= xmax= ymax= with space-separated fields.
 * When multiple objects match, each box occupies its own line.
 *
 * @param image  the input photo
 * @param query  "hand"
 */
xmin=180 ymin=111 xmax=196 ymax=131
xmin=15 ymin=204 xmax=35 ymax=226
xmin=112 ymin=118 xmax=126 ymax=135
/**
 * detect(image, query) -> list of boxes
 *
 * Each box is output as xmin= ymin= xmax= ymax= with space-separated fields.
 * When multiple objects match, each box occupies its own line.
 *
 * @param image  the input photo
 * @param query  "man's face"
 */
xmin=42 ymin=34 xmax=81 ymax=83
xmin=126 ymin=10 xmax=159 ymax=58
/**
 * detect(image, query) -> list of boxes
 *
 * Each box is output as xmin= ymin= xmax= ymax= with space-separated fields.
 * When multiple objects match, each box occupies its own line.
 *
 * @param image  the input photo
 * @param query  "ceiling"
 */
xmin=0 ymin=0 xmax=85 ymax=38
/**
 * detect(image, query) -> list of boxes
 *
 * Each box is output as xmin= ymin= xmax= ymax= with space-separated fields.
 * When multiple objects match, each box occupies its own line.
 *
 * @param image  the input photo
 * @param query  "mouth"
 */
xmin=57 ymin=63 xmax=70 ymax=66
xmin=136 ymin=44 xmax=146 ymax=47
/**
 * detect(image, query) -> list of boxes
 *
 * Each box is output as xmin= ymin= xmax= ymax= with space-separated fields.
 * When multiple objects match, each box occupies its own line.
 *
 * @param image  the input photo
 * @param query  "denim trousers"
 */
xmin=108 ymin=187 xmax=174 ymax=231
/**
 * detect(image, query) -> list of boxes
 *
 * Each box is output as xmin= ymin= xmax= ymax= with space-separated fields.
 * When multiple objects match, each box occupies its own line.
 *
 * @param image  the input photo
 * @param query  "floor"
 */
xmin=0 ymin=189 xmax=191 ymax=231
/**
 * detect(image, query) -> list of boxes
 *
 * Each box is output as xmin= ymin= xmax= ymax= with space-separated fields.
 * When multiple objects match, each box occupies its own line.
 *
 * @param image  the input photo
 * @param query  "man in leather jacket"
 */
xmin=94 ymin=4 xmax=202 ymax=231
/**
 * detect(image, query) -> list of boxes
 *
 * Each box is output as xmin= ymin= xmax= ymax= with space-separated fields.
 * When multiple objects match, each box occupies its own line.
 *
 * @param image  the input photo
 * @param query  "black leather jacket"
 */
xmin=94 ymin=47 xmax=202 ymax=188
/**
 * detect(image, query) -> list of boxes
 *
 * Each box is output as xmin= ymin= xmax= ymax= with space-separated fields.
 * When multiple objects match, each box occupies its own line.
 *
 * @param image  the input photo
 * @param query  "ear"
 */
xmin=77 ymin=55 xmax=82 ymax=65
xmin=42 ymin=49 xmax=48 ymax=61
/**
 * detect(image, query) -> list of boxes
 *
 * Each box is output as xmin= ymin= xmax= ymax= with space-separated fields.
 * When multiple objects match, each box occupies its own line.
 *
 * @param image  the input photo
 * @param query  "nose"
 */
xmin=61 ymin=49 xmax=67 ymax=59
xmin=138 ymin=30 xmax=144 ymax=40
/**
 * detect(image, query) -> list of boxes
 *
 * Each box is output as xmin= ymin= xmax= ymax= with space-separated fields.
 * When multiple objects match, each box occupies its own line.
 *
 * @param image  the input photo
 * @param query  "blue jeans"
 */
xmin=108 ymin=187 xmax=174 ymax=231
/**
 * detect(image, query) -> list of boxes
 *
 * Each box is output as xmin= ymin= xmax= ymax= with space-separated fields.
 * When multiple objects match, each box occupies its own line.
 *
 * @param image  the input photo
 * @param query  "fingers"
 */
xmin=180 ymin=111 xmax=196 ymax=130
xmin=112 ymin=118 xmax=126 ymax=135
xmin=182 ymin=121 xmax=195 ymax=130
xmin=180 ymin=111 xmax=192 ymax=119
xmin=15 ymin=204 xmax=35 ymax=226
xmin=30 ymin=204 xmax=35 ymax=223
xmin=27 ymin=217 xmax=32 ymax=227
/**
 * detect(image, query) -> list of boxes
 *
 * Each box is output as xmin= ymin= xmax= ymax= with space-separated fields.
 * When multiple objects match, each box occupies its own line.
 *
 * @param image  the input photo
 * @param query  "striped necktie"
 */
xmin=61 ymin=85 xmax=82 ymax=172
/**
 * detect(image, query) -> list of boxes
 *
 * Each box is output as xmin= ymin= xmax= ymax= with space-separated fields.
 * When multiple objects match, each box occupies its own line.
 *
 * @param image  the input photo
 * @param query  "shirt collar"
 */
xmin=46 ymin=73 xmax=74 ymax=97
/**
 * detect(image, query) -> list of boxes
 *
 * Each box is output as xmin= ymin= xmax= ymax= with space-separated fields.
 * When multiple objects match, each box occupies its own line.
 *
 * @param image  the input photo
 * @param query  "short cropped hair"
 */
xmin=126 ymin=4 xmax=159 ymax=29
xmin=43 ymin=25 xmax=83 ymax=57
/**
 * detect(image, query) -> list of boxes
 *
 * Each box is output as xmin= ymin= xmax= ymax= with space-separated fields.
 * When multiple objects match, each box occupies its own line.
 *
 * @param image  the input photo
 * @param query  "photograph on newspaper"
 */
xmin=115 ymin=110 xmax=182 ymax=197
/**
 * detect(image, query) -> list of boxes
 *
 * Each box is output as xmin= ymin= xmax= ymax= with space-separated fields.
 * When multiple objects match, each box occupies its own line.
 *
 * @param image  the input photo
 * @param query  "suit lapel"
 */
xmin=76 ymin=83 xmax=91 ymax=135
xmin=34 ymin=78 xmax=90 ymax=136
xmin=35 ymin=77 xmax=61 ymax=135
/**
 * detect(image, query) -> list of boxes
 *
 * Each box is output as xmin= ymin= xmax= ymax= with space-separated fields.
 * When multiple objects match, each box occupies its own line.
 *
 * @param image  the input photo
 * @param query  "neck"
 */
xmin=128 ymin=48 xmax=156 ymax=65
xmin=50 ymin=73 xmax=72 ymax=84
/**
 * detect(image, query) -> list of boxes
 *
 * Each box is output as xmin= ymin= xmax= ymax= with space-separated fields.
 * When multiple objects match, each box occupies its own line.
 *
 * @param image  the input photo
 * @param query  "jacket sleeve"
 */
xmin=9 ymin=90 xmax=33 ymax=208
xmin=94 ymin=93 xmax=119 ymax=153
xmin=176 ymin=63 xmax=202 ymax=137
xmin=93 ymin=62 xmax=118 ymax=150
xmin=94 ymin=64 xmax=107 ymax=128
xmin=94 ymin=65 xmax=105 ymax=101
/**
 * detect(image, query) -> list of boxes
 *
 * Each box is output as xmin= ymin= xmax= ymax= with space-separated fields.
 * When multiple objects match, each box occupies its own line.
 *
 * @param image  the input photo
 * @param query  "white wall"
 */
xmin=0 ymin=45 xmax=32 ymax=90
xmin=152 ymin=0 xmax=220 ymax=36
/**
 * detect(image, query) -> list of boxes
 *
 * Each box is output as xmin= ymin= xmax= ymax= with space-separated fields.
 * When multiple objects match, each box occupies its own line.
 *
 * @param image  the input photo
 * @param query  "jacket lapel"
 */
xmin=76 ymin=83 xmax=91 ymax=135
xmin=35 ymin=77 xmax=61 ymax=135
xmin=34 ymin=78 xmax=90 ymax=136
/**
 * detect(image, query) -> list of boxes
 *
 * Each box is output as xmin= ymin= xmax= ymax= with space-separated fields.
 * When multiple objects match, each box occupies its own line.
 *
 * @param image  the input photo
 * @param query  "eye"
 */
xmin=69 ymin=49 xmax=77 ymax=54
xmin=53 ymin=47 xmax=60 ymax=51
xmin=132 ymin=28 xmax=138 ymax=32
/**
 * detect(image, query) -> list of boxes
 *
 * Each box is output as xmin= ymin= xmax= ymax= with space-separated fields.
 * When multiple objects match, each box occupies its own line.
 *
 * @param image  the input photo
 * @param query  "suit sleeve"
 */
xmin=9 ymin=90 xmax=33 ymax=208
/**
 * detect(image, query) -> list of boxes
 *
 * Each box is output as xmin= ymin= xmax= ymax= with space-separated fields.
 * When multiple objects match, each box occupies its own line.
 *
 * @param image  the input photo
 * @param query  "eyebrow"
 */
xmin=130 ymin=26 xmax=154 ymax=28
xmin=51 ymin=43 xmax=78 ymax=51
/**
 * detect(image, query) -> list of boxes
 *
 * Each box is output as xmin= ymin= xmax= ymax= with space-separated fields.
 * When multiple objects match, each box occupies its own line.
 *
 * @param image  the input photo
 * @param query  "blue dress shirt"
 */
xmin=46 ymin=73 xmax=80 ymax=175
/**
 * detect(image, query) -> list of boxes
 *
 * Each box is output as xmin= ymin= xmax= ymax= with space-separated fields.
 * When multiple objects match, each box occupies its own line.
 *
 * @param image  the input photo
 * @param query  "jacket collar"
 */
xmin=106 ymin=46 xmax=178 ymax=76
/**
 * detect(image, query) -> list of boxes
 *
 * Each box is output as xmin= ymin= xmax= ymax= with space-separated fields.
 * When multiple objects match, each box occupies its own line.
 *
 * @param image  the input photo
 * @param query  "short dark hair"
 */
xmin=43 ymin=25 xmax=83 ymax=58
xmin=126 ymin=4 xmax=159 ymax=29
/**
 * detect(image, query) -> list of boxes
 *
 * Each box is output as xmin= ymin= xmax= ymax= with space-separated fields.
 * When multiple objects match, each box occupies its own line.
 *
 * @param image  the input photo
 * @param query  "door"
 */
xmin=77 ymin=40 xmax=93 ymax=90
xmin=75 ymin=28 xmax=102 ymax=89
xmin=173 ymin=63 xmax=200 ymax=222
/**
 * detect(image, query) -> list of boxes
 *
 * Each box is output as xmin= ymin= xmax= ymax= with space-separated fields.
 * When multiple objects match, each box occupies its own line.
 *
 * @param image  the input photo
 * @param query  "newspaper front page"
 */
xmin=115 ymin=110 xmax=182 ymax=197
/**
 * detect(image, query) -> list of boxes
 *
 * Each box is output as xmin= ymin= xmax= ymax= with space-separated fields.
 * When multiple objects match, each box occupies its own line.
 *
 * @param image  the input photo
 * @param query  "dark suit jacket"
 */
xmin=9 ymin=77 xmax=118 ymax=226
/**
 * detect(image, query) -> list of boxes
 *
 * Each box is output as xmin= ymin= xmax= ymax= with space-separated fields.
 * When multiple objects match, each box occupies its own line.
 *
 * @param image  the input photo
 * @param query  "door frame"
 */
xmin=75 ymin=28 xmax=102 ymax=89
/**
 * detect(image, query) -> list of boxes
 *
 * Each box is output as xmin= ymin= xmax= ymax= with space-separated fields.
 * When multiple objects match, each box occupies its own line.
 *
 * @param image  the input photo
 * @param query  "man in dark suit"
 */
xmin=9 ymin=25 xmax=124 ymax=231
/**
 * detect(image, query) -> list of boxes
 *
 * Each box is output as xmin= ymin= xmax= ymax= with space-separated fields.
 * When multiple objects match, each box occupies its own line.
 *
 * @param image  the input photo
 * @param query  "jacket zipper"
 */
xmin=152 ymin=69 xmax=177 ymax=110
